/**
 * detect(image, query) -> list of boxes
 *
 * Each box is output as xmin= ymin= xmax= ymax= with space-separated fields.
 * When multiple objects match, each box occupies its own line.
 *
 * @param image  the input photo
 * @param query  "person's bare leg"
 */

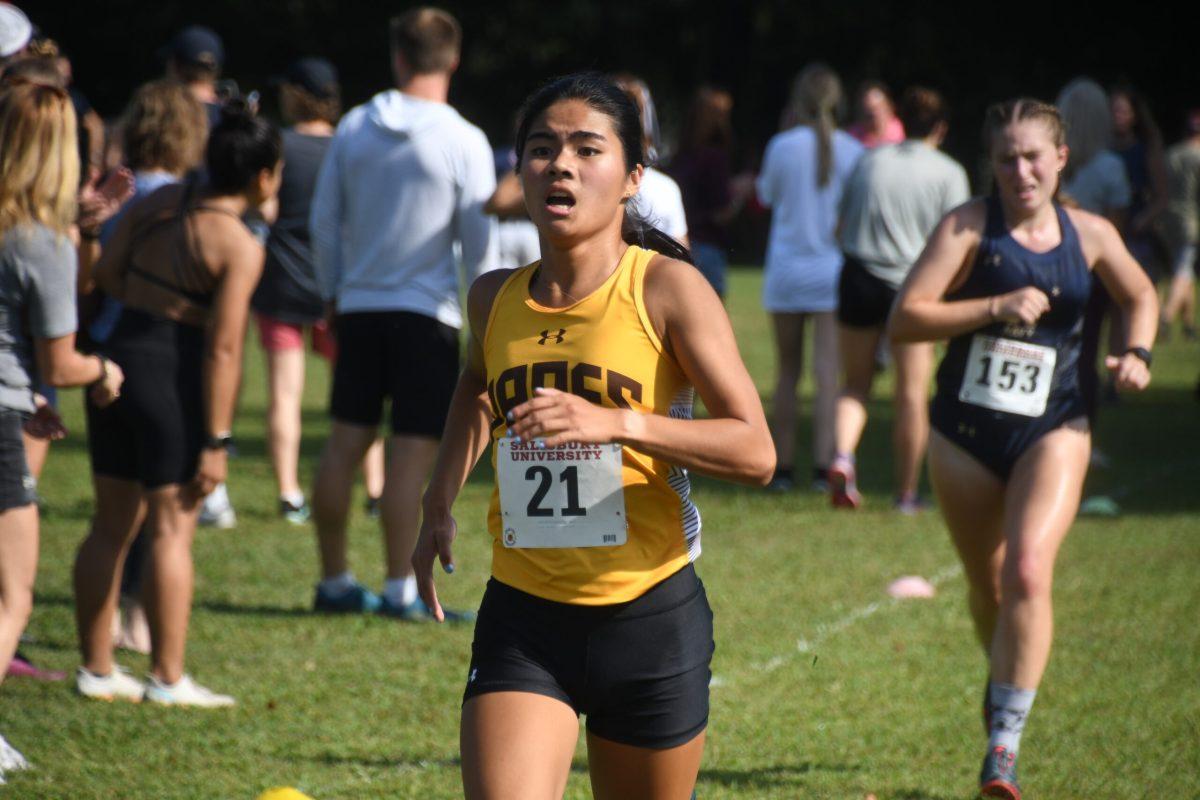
xmin=461 ymin=692 xmax=579 ymax=800
xmin=73 ymin=475 xmax=146 ymax=675
xmin=769 ymin=313 xmax=806 ymax=474
xmin=991 ymin=421 xmax=1090 ymax=688
xmin=381 ymin=435 xmax=440 ymax=580
xmin=363 ymin=438 xmax=385 ymax=500
xmin=811 ymin=312 xmax=840 ymax=471
xmin=312 ymin=421 xmax=377 ymax=579
xmin=143 ymin=484 xmax=200 ymax=684
xmin=587 ymin=730 xmax=705 ymax=800
xmin=265 ymin=347 xmax=306 ymax=500
xmin=891 ymin=341 xmax=935 ymax=500
xmin=833 ymin=324 xmax=881 ymax=457
xmin=0 ymin=505 xmax=38 ymax=680
xmin=929 ymin=433 xmax=1007 ymax=650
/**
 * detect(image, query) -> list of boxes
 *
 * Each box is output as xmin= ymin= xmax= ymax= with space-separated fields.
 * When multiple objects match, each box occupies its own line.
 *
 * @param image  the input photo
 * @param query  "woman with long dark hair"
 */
xmin=413 ymin=73 xmax=773 ymax=798
xmin=72 ymin=105 xmax=281 ymax=708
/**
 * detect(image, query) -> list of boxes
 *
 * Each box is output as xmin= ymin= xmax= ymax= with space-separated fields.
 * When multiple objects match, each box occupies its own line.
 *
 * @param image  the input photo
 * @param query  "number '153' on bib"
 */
xmin=958 ymin=334 xmax=1057 ymax=417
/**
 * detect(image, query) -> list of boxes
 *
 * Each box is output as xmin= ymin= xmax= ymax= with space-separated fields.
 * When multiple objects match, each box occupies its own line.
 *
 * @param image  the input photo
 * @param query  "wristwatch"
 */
xmin=203 ymin=432 xmax=234 ymax=451
xmin=1124 ymin=346 xmax=1152 ymax=367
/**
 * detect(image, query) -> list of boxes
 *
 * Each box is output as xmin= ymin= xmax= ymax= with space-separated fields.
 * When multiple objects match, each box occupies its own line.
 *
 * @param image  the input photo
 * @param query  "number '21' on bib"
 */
xmin=497 ymin=437 xmax=627 ymax=548
xmin=958 ymin=334 xmax=1056 ymax=417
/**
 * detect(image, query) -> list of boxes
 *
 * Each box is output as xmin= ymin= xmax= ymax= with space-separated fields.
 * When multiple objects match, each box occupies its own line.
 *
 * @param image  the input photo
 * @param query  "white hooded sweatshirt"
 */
xmin=309 ymin=90 xmax=498 ymax=327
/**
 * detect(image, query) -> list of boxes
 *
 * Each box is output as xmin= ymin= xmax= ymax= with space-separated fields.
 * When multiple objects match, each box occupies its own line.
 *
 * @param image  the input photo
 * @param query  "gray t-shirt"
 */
xmin=0 ymin=223 xmax=78 ymax=413
xmin=1064 ymin=150 xmax=1131 ymax=216
xmin=838 ymin=140 xmax=970 ymax=288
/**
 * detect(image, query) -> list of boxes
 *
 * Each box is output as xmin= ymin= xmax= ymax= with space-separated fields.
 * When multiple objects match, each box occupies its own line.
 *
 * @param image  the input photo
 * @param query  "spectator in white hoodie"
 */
xmin=308 ymin=6 xmax=496 ymax=619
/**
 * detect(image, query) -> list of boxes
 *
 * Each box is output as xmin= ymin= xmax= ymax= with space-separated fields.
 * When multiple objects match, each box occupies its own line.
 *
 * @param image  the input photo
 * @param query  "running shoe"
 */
xmin=7 ymin=651 xmax=66 ymax=681
xmin=893 ymin=494 xmax=928 ymax=516
xmin=379 ymin=595 xmax=476 ymax=623
xmin=765 ymin=472 xmax=794 ymax=493
xmin=828 ymin=456 xmax=861 ymax=509
xmin=810 ymin=467 xmax=830 ymax=493
xmin=75 ymin=665 xmax=145 ymax=702
xmin=313 ymin=581 xmax=381 ymax=614
xmin=0 ymin=733 xmax=29 ymax=774
xmin=364 ymin=495 xmax=381 ymax=519
xmin=143 ymin=674 xmax=235 ymax=708
xmin=978 ymin=745 xmax=1021 ymax=799
xmin=279 ymin=497 xmax=311 ymax=525
xmin=199 ymin=483 xmax=237 ymax=529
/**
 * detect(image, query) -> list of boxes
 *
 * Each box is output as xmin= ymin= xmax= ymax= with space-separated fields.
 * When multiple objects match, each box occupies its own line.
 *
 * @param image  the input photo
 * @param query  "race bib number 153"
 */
xmin=496 ymin=438 xmax=627 ymax=549
xmin=958 ymin=334 xmax=1057 ymax=417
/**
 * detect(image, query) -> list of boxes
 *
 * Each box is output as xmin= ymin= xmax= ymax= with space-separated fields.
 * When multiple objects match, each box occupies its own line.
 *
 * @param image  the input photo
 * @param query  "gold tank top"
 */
xmin=482 ymin=245 xmax=701 ymax=605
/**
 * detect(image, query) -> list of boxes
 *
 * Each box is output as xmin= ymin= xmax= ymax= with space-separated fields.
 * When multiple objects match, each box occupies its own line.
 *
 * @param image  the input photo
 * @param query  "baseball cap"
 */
xmin=0 ymin=3 xmax=33 ymax=58
xmin=164 ymin=24 xmax=224 ymax=69
xmin=282 ymin=57 xmax=338 ymax=99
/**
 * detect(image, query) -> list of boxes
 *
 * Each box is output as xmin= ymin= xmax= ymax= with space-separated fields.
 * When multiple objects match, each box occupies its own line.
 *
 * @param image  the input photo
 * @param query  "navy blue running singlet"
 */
xmin=929 ymin=195 xmax=1092 ymax=479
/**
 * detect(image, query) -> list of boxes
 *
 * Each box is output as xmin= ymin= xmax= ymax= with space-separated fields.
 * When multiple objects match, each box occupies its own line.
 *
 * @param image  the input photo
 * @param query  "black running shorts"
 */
xmin=87 ymin=310 xmax=206 ymax=489
xmin=837 ymin=253 xmax=899 ymax=329
xmin=329 ymin=311 xmax=459 ymax=438
xmin=463 ymin=564 xmax=714 ymax=750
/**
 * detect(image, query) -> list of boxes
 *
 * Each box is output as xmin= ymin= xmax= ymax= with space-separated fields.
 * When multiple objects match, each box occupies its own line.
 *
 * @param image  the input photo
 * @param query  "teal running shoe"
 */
xmin=313 ymin=582 xmax=381 ymax=614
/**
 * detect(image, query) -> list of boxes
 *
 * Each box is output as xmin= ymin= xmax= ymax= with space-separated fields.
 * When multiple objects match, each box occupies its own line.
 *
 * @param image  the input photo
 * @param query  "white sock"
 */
xmin=319 ymin=571 xmax=356 ymax=595
xmin=281 ymin=491 xmax=305 ymax=508
xmin=987 ymin=681 xmax=1037 ymax=753
xmin=383 ymin=576 xmax=418 ymax=607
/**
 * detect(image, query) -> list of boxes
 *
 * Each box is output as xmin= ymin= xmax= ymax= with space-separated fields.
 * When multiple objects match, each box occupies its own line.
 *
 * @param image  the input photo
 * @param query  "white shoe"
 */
xmin=0 ymin=733 xmax=30 ymax=775
xmin=75 ymin=665 xmax=145 ymax=702
xmin=199 ymin=483 xmax=237 ymax=529
xmin=143 ymin=674 xmax=235 ymax=708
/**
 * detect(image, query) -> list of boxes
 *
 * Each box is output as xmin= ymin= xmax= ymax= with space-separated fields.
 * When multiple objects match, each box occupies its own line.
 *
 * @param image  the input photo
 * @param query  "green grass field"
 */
xmin=4 ymin=268 xmax=1199 ymax=799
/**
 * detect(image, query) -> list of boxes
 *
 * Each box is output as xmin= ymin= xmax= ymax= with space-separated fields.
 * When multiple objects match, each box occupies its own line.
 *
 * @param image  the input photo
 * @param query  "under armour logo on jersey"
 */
xmin=538 ymin=329 xmax=566 ymax=345
xmin=989 ymin=253 xmax=1003 ymax=267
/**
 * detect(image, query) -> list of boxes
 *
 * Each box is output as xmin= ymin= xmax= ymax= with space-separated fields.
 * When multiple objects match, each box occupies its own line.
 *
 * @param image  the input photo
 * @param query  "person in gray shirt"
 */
xmin=0 ymin=82 xmax=122 ymax=779
xmin=828 ymin=86 xmax=970 ymax=513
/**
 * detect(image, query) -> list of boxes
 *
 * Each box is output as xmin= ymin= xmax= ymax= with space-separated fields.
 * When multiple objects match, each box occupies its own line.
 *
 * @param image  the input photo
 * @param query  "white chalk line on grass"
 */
xmin=712 ymin=562 xmax=963 ymax=687
xmin=709 ymin=454 xmax=1200 ymax=690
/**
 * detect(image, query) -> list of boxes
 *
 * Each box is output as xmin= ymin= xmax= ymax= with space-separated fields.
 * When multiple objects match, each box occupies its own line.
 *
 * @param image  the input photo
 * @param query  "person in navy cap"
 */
xmin=163 ymin=24 xmax=225 ymax=127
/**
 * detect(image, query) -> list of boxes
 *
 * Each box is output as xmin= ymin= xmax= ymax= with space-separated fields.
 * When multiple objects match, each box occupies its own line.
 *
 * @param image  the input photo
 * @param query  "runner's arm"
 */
xmin=889 ymin=200 xmax=1037 ymax=341
xmin=508 ymin=258 xmax=775 ymax=485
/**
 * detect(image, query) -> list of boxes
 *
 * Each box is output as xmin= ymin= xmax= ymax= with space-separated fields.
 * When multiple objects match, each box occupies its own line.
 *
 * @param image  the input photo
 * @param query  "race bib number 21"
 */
xmin=959 ymin=334 xmax=1057 ymax=417
xmin=497 ymin=438 xmax=627 ymax=548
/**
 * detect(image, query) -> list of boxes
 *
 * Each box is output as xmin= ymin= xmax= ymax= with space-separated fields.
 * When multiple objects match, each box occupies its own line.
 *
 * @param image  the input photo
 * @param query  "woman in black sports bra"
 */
xmin=890 ymin=99 xmax=1157 ymax=799
xmin=72 ymin=107 xmax=282 ymax=708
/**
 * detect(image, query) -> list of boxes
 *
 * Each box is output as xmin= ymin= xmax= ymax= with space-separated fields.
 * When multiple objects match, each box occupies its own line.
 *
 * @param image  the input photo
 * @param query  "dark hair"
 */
xmin=280 ymin=82 xmax=341 ymax=125
xmin=680 ymin=85 xmax=733 ymax=154
xmin=2 ymin=57 xmax=65 ymax=89
xmin=205 ymin=104 xmax=281 ymax=194
xmin=898 ymin=86 xmax=948 ymax=139
xmin=513 ymin=72 xmax=692 ymax=265
xmin=389 ymin=7 xmax=461 ymax=74
xmin=1109 ymin=82 xmax=1162 ymax=148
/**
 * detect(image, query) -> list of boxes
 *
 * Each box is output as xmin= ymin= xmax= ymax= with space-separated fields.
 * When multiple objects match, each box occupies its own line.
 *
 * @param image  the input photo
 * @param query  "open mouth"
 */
xmin=545 ymin=189 xmax=576 ymax=216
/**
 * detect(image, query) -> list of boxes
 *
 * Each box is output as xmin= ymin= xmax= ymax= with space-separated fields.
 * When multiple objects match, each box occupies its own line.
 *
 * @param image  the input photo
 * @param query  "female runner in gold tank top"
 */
xmin=413 ymin=74 xmax=774 ymax=799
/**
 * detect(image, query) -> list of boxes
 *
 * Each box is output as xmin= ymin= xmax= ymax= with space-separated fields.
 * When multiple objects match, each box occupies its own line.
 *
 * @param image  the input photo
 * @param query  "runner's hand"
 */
xmin=993 ymin=287 xmax=1051 ymax=326
xmin=188 ymin=449 xmax=227 ymax=504
xmin=508 ymin=387 xmax=622 ymax=447
xmin=1105 ymin=353 xmax=1151 ymax=392
xmin=23 ymin=395 xmax=67 ymax=440
xmin=88 ymin=360 xmax=124 ymax=409
xmin=413 ymin=506 xmax=457 ymax=623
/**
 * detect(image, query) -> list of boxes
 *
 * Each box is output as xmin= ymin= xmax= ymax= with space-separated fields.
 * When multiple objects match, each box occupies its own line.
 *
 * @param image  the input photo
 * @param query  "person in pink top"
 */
xmin=848 ymin=81 xmax=905 ymax=148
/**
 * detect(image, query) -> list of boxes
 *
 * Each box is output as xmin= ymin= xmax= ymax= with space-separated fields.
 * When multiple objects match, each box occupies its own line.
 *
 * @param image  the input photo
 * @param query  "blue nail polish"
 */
xmin=506 ymin=428 xmax=514 ymax=437
xmin=506 ymin=410 xmax=514 ymax=422
xmin=535 ymin=439 xmax=546 ymax=449
xmin=444 ymin=563 xmax=455 ymax=574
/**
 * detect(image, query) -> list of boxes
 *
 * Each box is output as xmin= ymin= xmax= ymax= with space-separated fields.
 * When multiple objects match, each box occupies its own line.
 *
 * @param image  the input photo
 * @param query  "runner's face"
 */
xmin=1110 ymin=95 xmax=1135 ymax=137
xmin=991 ymin=120 xmax=1067 ymax=214
xmin=520 ymin=99 xmax=640 ymax=244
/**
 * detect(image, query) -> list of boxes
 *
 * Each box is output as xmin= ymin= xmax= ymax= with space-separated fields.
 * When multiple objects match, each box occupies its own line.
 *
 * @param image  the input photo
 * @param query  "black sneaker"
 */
xmin=364 ymin=495 xmax=381 ymax=519
xmin=979 ymin=745 xmax=1021 ymax=799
